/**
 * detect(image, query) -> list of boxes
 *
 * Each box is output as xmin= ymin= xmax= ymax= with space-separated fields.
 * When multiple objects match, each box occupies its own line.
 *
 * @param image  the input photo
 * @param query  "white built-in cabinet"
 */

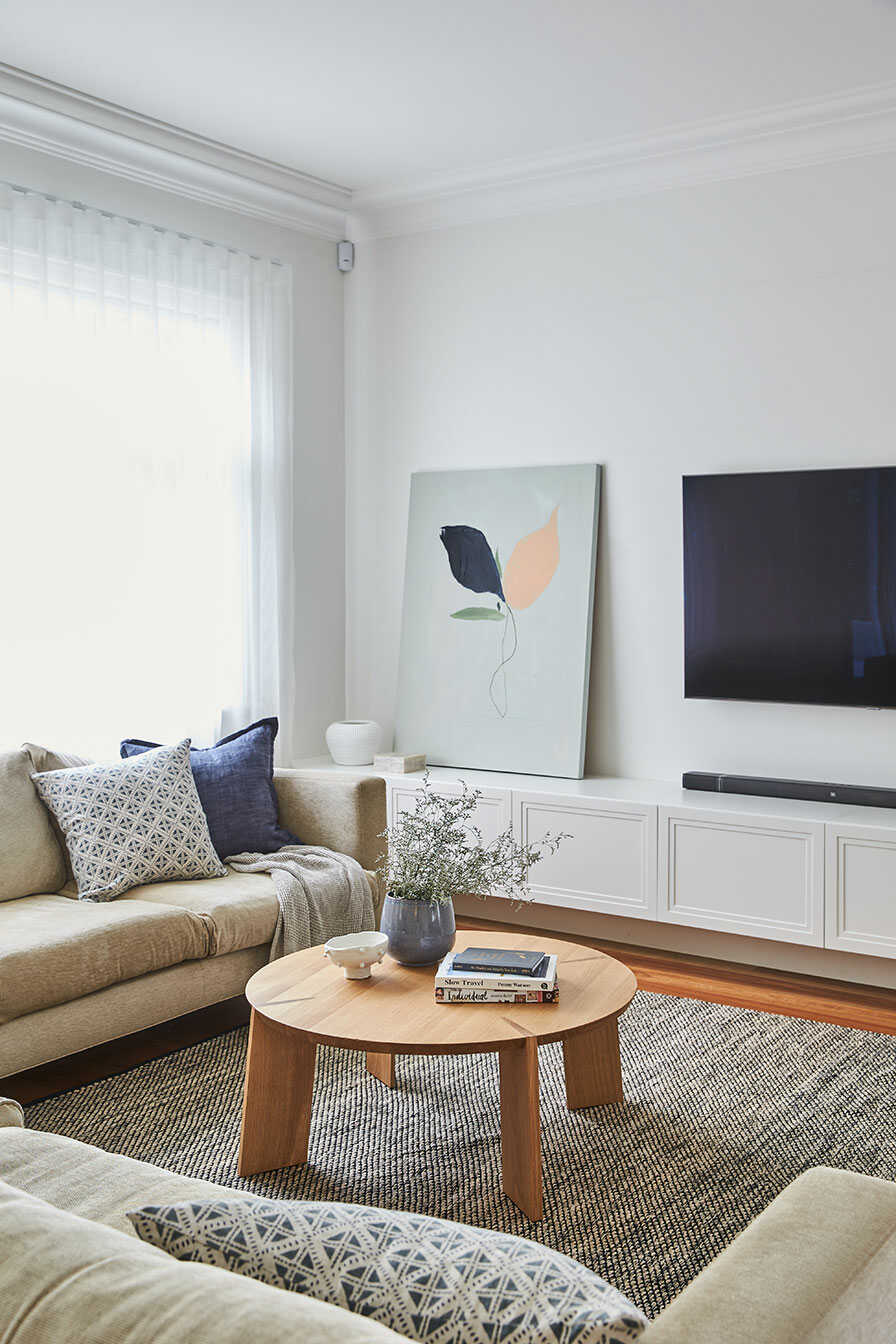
xmin=309 ymin=761 xmax=896 ymax=961
xmin=402 ymin=774 xmax=896 ymax=959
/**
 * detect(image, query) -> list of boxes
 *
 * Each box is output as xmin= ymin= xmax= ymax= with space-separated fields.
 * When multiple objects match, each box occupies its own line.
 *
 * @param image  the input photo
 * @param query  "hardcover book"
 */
xmin=435 ymin=986 xmax=559 ymax=1004
xmin=450 ymin=947 xmax=548 ymax=977
xmin=435 ymin=952 xmax=557 ymax=993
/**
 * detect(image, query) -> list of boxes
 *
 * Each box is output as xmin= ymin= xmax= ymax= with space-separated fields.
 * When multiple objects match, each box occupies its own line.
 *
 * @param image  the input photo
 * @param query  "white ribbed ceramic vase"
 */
xmin=325 ymin=719 xmax=381 ymax=766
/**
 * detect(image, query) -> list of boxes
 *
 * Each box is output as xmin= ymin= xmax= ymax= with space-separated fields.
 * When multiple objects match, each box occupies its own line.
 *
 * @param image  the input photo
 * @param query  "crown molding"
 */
xmin=3 ymin=63 xmax=896 ymax=245
xmin=0 ymin=63 xmax=351 ymax=239
xmin=352 ymin=81 xmax=896 ymax=239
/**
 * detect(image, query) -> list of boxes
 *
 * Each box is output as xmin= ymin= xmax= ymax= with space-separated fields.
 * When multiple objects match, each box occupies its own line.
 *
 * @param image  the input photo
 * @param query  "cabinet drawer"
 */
xmin=659 ymin=809 xmax=824 ymax=945
xmin=825 ymin=824 xmax=896 ymax=958
xmin=514 ymin=793 xmax=657 ymax=918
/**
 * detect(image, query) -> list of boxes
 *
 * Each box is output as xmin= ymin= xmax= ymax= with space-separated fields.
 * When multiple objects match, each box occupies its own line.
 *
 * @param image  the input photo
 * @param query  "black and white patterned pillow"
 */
xmin=33 ymin=740 xmax=226 ymax=900
xmin=127 ymin=1199 xmax=647 ymax=1344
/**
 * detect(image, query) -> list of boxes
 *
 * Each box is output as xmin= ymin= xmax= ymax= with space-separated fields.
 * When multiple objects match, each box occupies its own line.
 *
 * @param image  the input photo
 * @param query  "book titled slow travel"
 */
xmin=435 ymin=985 xmax=560 ymax=1004
xmin=435 ymin=952 xmax=558 ymax=993
xmin=450 ymin=946 xmax=549 ymax=977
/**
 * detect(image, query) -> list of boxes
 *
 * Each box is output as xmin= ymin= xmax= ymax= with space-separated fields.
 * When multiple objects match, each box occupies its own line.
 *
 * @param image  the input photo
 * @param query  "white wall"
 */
xmin=346 ymin=152 xmax=896 ymax=785
xmin=1 ymin=140 xmax=346 ymax=763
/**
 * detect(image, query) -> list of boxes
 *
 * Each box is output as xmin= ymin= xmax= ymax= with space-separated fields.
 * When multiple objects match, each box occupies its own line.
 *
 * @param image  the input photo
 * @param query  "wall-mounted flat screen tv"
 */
xmin=683 ymin=467 xmax=896 ymax=708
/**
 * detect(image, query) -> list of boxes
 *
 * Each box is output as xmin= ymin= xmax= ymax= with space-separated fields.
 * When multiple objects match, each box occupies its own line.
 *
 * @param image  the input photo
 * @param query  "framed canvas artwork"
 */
xmin=394 ymin=463 xmax=601 ymax=777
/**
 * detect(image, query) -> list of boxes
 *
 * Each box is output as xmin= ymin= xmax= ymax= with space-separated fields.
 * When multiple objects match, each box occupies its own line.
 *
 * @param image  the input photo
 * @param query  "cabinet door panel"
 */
xmin=659 ymin=809 xmax=824 ymax=945
xmin=388 ymin=781 xmax=511 ymax=845
xmin=825 ymin=825 xmax=896 ymax=958
xmin=515 ymin=794 xmax=657 ymax=918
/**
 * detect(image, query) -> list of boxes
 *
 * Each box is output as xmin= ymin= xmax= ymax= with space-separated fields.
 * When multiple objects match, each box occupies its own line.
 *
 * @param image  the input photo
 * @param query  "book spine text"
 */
xmin=435 ymin=975 xmax=555 ymax=992
xmin=435 ymin=987 xmax=559 ymax=1004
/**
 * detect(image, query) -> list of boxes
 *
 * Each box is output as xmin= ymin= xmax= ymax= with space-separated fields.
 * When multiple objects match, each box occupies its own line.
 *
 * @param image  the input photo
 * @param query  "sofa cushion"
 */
xmin=32 ymin=740 xmax=226 ymax=901
xmin=0 ymin=894 xmax=209 ymax=1023
xmin=0 ymin=1179 xmax=408 ymax=1344
xmin=22 ymin=742 xmax=93 ymax=773
xmin=119 ymin=869 xmax=279 ymax=956
xmin=0 ymin=749 xmax=66 ymax=902
xmin=121 ymin=718 xmax=299 ymax=860
xmin=0 ymin=949 xmax=267 ymax=1079
xmin=0 ymin=1127 xmax=265 ymax=1236
xmin=23 ymin=743 xmax=94 ymax=883
xmin=115 ymin=867 xmax=379 ymax=956
xmin=128 ymin=1198 xmax=648 ymax=1344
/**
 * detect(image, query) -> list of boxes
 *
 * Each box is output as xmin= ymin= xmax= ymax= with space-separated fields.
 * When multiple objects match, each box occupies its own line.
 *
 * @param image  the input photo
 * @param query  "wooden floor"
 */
xmin=7 ymin=917 xmax=896 ymax=1104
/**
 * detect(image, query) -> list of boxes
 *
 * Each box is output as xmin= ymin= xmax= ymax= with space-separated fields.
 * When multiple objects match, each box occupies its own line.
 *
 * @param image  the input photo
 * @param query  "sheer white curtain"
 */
xmin=0 ymin=185 xmax=295 ymax=760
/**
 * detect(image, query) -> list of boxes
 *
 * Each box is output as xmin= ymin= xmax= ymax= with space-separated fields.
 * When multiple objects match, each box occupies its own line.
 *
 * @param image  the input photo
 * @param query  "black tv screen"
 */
xmin=683 ymin=467 xmax=896 ymax=708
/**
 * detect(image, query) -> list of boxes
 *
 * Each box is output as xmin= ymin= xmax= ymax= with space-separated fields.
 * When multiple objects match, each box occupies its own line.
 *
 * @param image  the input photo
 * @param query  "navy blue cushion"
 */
xmin=120 ymin=718 xmax=298 ymax=860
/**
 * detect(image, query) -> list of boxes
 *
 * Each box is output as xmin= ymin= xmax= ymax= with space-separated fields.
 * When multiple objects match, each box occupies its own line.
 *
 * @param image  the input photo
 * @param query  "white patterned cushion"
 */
xmin=127 ymin=1199 xmax=648 ymax=1344
xmin=33 ymin=741 xmax=226 ymax=901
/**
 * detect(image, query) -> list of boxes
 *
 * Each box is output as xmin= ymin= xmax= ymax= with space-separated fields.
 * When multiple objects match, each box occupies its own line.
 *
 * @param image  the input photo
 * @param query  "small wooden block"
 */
xmin=562 ymin=1016 xmax=624 ymax=1109
xmin=366 ymin=1051 xmax=396 ymax=1087
xmin=373 ymin=753 xmax=426 ymax=773
xmin=238 ymin=1010 xmax=316 ymax=1177
xmin=498 ymin=1036 xmax=543 ymax=1221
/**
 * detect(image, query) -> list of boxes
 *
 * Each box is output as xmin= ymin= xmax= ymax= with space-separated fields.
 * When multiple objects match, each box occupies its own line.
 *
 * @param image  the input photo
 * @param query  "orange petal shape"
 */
xmin=501 ymin=506 xmax=559 ymax=609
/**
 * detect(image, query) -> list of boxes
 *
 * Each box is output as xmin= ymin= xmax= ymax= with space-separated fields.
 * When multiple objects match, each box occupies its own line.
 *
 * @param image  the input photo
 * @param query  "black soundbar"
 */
xmin=682 ymin=771 xmax=896 ymax=810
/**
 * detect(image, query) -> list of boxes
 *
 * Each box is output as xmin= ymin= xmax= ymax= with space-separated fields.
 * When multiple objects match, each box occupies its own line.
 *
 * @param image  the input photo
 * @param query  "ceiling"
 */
xmin=1 ymin=0 xmax=895 ymax=194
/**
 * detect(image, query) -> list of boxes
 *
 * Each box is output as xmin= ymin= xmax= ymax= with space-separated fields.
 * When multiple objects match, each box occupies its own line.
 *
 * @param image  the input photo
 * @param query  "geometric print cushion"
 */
xmin=32 ymin=740 xmax=226 ymax=901
xmin=126 ymin=1199 xmax=648 ymax=1344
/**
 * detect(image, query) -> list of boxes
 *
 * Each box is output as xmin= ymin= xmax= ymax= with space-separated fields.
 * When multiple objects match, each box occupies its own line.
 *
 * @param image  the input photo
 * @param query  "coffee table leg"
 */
xmin=366 ymin=1052 xmax=396 ymax=1087
xmin=562 ymin=1017 xmax=624 ymax=1109
xmin=238 ymin=1009 xmax=316 ymax=1177
xmin=498 ymin=1037 xmax=543 ymax=1221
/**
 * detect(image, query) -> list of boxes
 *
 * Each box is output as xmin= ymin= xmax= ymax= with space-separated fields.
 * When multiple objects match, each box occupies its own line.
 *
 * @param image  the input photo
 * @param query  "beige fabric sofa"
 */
xmin=0 ymin=1105 xmax=405 ymax=1344
xmin=0 ymin=748 xmax=386 ymax=1079
xmin=0 ymin=1103 xmax=894 ymax=1343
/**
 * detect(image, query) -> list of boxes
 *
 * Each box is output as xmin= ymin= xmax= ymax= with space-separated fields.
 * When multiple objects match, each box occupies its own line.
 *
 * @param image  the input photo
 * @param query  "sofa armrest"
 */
xmin=643 ymin=1166 xmax=896 ymax=1344
xmin=0 ymin=1097 xmax=24 ymax=1128
xmin=273 ymin=770 xmax=387 ymax=883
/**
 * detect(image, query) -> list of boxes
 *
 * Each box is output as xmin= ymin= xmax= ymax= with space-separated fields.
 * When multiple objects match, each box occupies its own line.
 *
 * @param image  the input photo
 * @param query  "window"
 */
xmin=0 ymin=187 xmax=294 ymax=759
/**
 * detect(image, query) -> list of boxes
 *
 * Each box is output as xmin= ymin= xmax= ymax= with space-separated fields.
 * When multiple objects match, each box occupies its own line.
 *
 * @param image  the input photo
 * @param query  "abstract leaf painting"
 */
xmin=396 ymin=465 xmax=601 ymax=777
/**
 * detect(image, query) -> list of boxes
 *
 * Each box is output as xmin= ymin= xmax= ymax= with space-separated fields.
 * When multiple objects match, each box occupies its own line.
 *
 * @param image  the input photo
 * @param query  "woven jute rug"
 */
xmin=25 ymin=991 xmax=896 ymax=1318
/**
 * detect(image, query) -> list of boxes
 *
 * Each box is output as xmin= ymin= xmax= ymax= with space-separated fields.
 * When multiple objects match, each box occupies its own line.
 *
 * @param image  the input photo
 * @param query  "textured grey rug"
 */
xmin=25 ymin=991 xmax=896 ymax=1318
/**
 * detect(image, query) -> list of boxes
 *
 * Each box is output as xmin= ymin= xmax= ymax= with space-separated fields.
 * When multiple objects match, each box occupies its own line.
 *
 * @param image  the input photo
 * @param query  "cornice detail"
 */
xmin=2 ymin=64 xmax=895 ymax=243
xmin=0 ymin=63 xmax=350 ymax=239
xmin=351 ymin=82 xmax=896 ymax=238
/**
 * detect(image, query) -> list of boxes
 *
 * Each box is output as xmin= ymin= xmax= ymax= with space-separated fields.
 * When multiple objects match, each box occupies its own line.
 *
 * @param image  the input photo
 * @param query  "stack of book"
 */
xmin=434 ymin=946 xmax=558 ymax=1004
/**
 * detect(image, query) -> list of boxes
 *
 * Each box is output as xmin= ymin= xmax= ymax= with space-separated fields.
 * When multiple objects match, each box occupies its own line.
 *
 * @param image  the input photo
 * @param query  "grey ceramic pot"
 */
xmin=380 ymin=893 xmax=456 ymax=966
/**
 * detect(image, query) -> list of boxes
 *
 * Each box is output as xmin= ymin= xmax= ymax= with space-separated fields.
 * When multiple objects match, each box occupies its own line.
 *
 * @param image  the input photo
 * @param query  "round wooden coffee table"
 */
xmin=238 ymin=931 xmax=636 ymax=1221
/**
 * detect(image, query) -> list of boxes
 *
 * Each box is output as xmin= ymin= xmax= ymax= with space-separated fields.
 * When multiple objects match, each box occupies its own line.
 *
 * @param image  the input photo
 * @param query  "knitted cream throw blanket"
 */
xmin=226 ymin=845 xmax=375 ymax=961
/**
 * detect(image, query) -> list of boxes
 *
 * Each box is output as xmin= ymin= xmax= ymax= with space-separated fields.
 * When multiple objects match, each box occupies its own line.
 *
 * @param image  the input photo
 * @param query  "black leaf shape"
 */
xmin=440 ymin=525 xmax=505 ymax=601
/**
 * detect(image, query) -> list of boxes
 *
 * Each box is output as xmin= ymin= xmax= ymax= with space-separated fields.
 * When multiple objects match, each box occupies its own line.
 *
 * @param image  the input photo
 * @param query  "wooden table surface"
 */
xmin=245 ymin=931 xmax=637 ymax=1054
